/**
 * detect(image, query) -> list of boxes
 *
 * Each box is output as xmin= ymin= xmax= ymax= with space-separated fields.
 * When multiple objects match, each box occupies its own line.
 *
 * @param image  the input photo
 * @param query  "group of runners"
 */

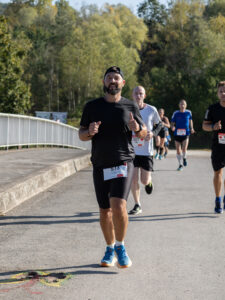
xmin=79 ymin=66 xmax=225 ymax=269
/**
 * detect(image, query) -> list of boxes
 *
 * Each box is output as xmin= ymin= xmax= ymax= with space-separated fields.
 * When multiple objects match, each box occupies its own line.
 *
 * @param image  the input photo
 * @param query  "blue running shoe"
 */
xmin=215 ymin=201 xmax=223 ymax=214
xmin=154 ymin=153 xmax=159 ymax=160
xmin=177 ymin=165 xmax=183 ymax=171
xmin=100 ymin=246 xmax=117 ymax=267
xmin=114 ymin=245 xmax=132 ymax=268
xmin=183 ymin=158 xmax=187 ymax=167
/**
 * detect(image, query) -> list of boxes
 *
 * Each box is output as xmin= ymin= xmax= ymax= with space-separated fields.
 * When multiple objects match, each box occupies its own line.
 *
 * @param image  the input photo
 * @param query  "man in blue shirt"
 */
xmin=171 ymin=100 xmax=195 ymax=171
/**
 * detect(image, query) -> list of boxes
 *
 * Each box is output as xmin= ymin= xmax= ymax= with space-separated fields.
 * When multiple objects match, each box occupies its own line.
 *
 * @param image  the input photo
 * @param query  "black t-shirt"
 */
xmin=204 ymin=102 xmax=225 ymax=149
xmin=80 ymin=97 xmax=144 ymax=168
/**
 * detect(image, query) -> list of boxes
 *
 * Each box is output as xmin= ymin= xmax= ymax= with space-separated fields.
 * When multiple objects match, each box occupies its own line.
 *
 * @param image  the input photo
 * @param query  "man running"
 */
xmin=79 ymin=67 xmax=147 ymax=268
xmin=154 ymin=108 xmax=170 ymax=160
xmin=171 ymin=99 xmax=195 ymax=171
xmin=128 ymin=86 xmax=162 ymax=215
xmin=202 ymin=81 xmax=225 ymax=213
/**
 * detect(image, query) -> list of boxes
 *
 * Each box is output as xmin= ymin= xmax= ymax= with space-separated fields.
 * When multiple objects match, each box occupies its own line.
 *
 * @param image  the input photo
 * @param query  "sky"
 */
xmin=0 ymin=0 xmax=168 ymax=15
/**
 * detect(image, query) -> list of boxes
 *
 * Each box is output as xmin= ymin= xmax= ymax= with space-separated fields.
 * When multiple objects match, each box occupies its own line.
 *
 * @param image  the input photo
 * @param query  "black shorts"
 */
xmin=133 ymin=155 xmax=153 ymax=171
xmin=174 ymin=136 xmax=189 ymax=143
xmin=93 ymin=161 xmax=134 ymax=209
xmin=211 ymin=147 xmax=225 ymax=171
xmin=157 ymin=128 xmax=166 ymax=138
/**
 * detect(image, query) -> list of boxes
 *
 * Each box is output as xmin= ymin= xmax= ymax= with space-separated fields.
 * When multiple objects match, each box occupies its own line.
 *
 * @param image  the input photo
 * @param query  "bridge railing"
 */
xmin=0 ymin=113 xmax=91 ymax=150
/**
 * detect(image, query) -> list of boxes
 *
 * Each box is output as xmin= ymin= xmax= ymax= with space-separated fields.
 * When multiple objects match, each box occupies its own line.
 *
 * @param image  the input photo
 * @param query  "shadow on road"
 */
xmin=0 ymin=212 xmax=99 ymax=226
xmin=129 ymin=212 xmax=217 ymax=222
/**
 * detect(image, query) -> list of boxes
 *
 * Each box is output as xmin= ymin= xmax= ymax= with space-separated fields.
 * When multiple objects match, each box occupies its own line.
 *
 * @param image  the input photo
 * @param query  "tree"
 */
xmin=0 ymin=16 xmax=31 ymax=113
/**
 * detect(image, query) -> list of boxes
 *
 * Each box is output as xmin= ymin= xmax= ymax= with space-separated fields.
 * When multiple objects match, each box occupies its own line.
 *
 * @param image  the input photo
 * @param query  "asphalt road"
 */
xmin=1 ymin=150 xmax=225 ymax=300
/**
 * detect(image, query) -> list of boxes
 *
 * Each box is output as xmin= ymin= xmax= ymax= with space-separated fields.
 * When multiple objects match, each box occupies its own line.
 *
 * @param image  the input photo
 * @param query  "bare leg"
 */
xmin=110 ymin=198 xmax=128 ymax=242
xmin=214 ymin=169 xmax=223 ymax=197
xmin=182 ymin=137 xmax=189 ymax=155
xmin=99 ymin=208 xmax=115 ymax=245
xmin=175 ymin=141 xmax=182 ymax=155
xmin=131 ymin=168 xmax=140 ymax=205
xmin=140 ymin=169 xmax=152 ymax=186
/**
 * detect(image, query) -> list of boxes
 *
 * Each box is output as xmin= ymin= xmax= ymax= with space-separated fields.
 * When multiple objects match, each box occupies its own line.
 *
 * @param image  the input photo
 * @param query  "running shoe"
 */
xmin=145 ymin=182 xmax=154 ymax=194
xmin=183 ymin=158 xmax=187 ymax=167
xmin=114 ymin=245 xmax=132 ymax=268
xmin=215 ymin=200 xmax=223 ymax=214
xmin=128 ymin=204 xmax=142 ymax=215
xmin=159 ymin=155 xmax=163 ymax=160
xmin=177 ymin=165 xmax=183 ymax=171
xmin=100 ymin=246 xmax=117 ymax=267
xmin=164 ymin=152 xmax=167 ymax=158
xmin=154 ymin=153 xmax=159 ymax=160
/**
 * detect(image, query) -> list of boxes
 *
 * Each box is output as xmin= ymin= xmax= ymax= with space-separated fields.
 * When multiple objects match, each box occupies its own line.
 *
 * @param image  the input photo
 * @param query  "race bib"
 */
xmin=177 ymin=129 xmax=186 ymax=136
xmin=103 ymin=163 xmax=127 ymax=181
xmin=132 ymin=134 xmax=145 ymax=147
xmin=218 ymin=133 xmax=225 ymax=144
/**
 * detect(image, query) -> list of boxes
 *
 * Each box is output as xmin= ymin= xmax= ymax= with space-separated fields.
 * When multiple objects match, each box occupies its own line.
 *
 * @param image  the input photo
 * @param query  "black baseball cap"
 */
xmin=104 ymin=66 xmax=124 ymax=79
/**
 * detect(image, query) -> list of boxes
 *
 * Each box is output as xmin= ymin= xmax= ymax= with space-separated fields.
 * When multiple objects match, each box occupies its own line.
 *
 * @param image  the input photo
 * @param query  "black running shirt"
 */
xmin=80 ymin=97 xmax=144 ymax=168
xmin=204 ymin=102 xmax=225 ymax=149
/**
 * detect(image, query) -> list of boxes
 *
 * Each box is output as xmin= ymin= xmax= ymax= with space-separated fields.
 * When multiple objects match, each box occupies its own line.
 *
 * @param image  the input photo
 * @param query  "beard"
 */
xmin=103 ymin=84 xmax=121 ymax=95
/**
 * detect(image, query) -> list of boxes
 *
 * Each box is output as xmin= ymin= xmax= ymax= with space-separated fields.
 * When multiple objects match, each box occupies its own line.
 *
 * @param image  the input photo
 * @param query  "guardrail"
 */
xmin=0 ymin=113 xmax=91 ymax=150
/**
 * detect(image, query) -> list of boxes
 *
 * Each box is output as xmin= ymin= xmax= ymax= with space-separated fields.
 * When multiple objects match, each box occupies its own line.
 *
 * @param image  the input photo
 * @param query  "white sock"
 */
xmin=107 ymin=244 xmax=115 ymax=249
xmin=176 ymin=154 xmax=182 ymax=165
xmin=115 ymin=240 xmax=124 ymax=246
xmin=183 ymin=152 xmax=187 ymax=159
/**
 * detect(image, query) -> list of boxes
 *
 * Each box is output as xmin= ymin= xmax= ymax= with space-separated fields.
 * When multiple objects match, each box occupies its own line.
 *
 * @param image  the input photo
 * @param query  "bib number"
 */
xmin=103 ymin=163 xmax=128 ymax=181
xmin=177 ymin=129 xmax=186 ymax=136
xmin=132 ymin=134 xmax=145 ymax=147
xmin=218 ymin=133 xmax=225 ymax=144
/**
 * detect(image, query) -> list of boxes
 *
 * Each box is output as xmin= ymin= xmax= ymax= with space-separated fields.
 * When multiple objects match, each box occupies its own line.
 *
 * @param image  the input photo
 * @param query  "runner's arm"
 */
xmin=152 ymin=121 xmax=162 ymax=136
xmin=170 ymin=122 xmax=176 ymax=131
xmin=163 ymin=117 xmax=170 ymax=128
xmin=202 ymin=120 xmax=214 ymax=132
xmin=79 ymin=126 xmax=93 ymax=141
xmin=189 ymin=119 xmax=195 ymax=133
xmin=135 ymin=123 xmax=147 ymax=139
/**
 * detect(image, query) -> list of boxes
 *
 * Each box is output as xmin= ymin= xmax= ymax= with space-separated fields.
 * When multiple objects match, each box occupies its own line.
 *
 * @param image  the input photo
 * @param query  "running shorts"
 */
xmin=133 ymin=155 xmax=153 ymax=171
xmin=174 ymin=136 xmax=189 ymax=143
xmin=93 ymin=161 xmax=134 ymax=209
xmin=211 ymin=147 xmax=225 ymax=171
xmin=157 ymin=128 xmax=167 ymax=138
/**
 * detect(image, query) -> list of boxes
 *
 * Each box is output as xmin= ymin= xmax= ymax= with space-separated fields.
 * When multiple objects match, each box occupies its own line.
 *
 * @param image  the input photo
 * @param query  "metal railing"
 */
xmin=0 ymin=113 xmax=91 ymax=150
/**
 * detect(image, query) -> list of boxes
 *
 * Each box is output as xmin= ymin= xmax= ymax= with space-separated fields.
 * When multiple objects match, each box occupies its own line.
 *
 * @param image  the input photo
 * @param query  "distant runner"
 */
xmin=129 ymin=86 xmax=162 ymax=215
xmin=154 ymin=108 xmax=170 ymax=160
xmin=202 ymin=81 xmax=225 ymax=213
xmin=171 ymin=100 xmax=195 ymax=171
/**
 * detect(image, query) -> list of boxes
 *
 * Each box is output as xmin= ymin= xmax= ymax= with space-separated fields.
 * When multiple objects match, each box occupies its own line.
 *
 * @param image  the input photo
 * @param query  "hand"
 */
xmin=145 ymin=130 xmax=153 ymax=141
xmin=88 ymin=121 xmax=101 ymax=136
xmin=191 ymin=128 xmax=195 ymax=134
xmin=171 ymin=126 xmax=175 ymax=132
xmin=128 ymin=112 xmax=139 ymax=132
xmin=213 ymin=120 xmax=222 ymax=131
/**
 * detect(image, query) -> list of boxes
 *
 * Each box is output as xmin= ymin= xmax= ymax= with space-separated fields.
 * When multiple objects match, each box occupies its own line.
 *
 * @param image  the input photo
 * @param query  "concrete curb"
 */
xmin=0 ymin=153 xmax=91 ymax=214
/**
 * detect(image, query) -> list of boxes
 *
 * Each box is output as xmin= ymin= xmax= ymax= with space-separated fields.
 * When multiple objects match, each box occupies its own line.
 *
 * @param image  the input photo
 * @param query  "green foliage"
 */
xmin=138 ymin=0 xmax=225 ymax=139
xmin=2 ymin=0 xmax=148 ymax=118
xmin=0 ymin=16 xmax=31 ymax=113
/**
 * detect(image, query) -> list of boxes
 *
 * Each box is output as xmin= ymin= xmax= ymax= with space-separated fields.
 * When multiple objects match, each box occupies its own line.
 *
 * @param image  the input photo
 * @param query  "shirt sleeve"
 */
xmin=133 ymin=103 xmax=145 ymax=126
xmin=204 ymin=106 xmax=212 ymax=122
xmin=171 ymin=112 xmax=176 ymax=123
xmin=153 ymin=109 xmax=161 ymax=125
xmin=80 ymin=102 xmax=91 ymax=127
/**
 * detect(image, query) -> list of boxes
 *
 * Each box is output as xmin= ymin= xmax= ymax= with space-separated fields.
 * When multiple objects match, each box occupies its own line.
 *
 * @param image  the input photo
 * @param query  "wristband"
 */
xmin=211 ymin=124 xmax=214 ymax=130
